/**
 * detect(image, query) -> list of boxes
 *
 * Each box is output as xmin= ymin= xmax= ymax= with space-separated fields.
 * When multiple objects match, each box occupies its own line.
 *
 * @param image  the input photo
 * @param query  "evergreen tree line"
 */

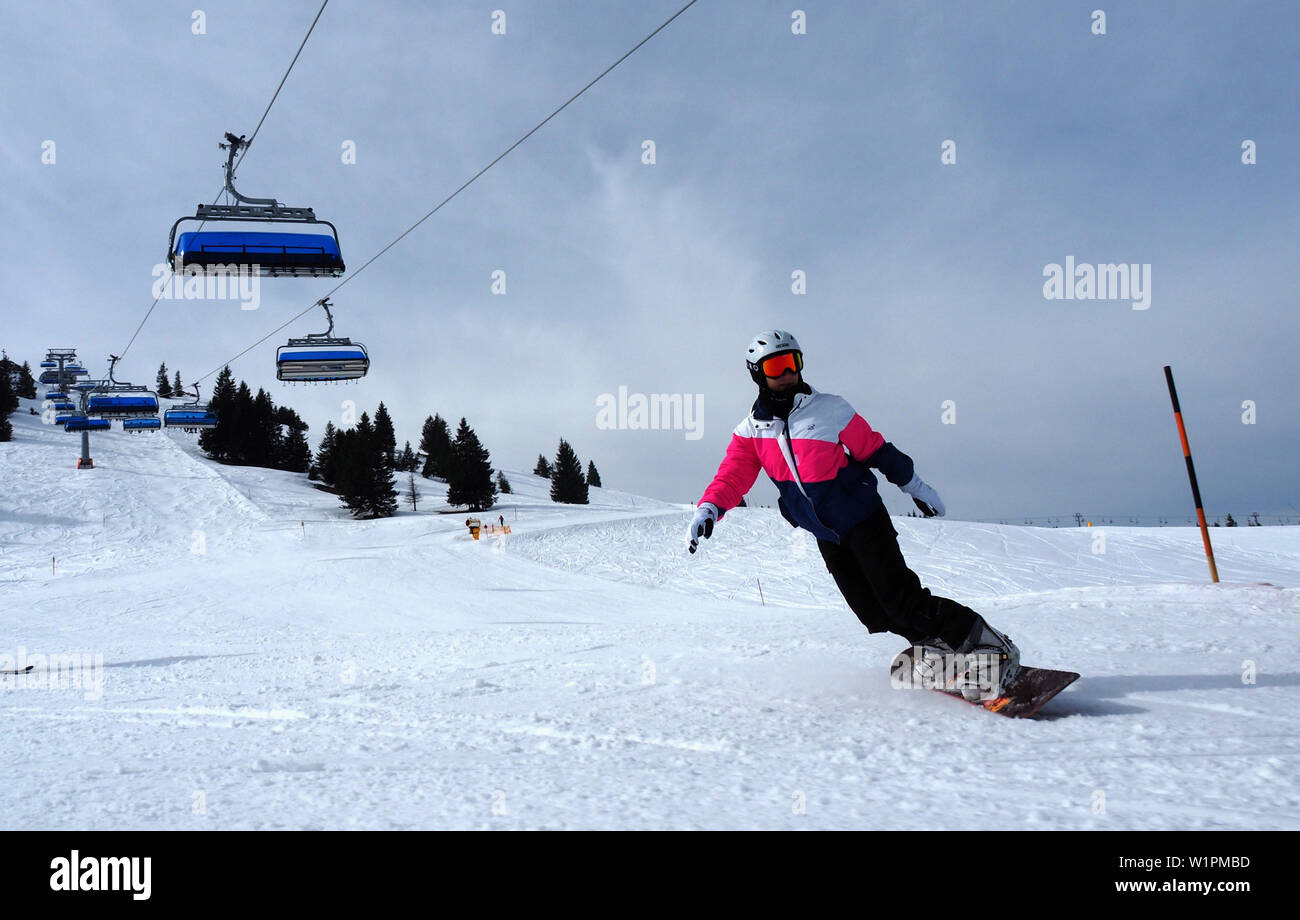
xmin=1 ymin=353 xmax=37 ymax=400
xmin=533 ymin=439 xmax=601 ymax=504
xmin=310 ymin=406 xmax=496 ymax=516
xmin=0 ymin=353 xmax=22 ymax=442
xmin=154 ymin=363 xmax=187 ymax=399
xmin=415 ymin=413 xmax=498 ymax=511
xmin=310 ymin=411 xmax=399 ymax=519
xmin=197 ymin=366 xmax=311 ymax=472
xmin=1 ymin=351 xmax=42 ymax=442
xmin=309 ymin=401 xmax=399 ymax=519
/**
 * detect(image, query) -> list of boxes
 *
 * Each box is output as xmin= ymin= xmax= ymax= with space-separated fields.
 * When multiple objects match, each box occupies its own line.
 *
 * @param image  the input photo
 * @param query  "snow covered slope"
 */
xmin=3 ymin=401 xmax=1298 ymax=829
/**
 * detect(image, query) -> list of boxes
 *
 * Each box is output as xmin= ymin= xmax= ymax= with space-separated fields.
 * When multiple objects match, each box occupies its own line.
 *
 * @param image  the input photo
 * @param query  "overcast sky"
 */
xmin=3 ymin=0 xmax=1296 ymax=523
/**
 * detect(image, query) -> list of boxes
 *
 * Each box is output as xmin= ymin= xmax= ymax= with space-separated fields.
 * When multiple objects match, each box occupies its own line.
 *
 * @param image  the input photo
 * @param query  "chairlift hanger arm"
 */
xmin=192 ymin=130 xmax=319 ymax=221
xmin=218 ymin=133 xmax=279 ymax=209
xmin=313 ymin=298 xmax=336 ymax=338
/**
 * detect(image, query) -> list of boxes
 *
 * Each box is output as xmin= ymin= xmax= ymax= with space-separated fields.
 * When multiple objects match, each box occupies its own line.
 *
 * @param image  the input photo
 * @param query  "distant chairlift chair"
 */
xmin=276 ymin=298 xmax=369 ymax=383
xmin=163 ymin=384 xmax=218 ymax=432
xmin=84 ymin=356 xmax=160 ymax=423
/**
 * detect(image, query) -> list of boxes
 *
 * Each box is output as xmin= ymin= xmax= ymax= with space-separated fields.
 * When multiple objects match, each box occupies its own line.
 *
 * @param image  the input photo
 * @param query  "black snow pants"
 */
xmin=817 ymin=505 xmax=980 ymax=647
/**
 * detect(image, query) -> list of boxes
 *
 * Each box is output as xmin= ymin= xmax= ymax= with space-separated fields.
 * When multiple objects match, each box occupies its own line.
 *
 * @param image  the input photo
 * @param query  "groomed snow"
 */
xmin=3 ymin=400 xmax=1298 ymax=829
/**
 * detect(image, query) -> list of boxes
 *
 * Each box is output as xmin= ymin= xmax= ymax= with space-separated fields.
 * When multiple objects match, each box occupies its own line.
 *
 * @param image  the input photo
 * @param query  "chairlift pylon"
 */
xmin=167 ymin=133 xmax=345 ymax=278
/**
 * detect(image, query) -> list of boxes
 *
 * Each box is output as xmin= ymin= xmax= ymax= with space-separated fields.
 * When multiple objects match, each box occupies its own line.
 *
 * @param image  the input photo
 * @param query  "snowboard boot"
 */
xmin=909 ymin=639 xmax=957 ymax=692
xmin=950 ymin=616 xmax=1021 ymax=701
xmin=910 ymin=617 xmax=1020 ymax=701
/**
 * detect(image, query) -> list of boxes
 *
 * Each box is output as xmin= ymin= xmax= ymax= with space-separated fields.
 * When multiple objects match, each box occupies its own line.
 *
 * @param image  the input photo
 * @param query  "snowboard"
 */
xmin=1 ymin=665 xmax=35 ymax=676
xmin=892 ymin=646 xmax=1079 ymax=718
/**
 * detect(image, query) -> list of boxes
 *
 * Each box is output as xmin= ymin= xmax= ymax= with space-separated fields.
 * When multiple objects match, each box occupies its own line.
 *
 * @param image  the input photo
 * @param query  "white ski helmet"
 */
xmin=745 ymin=329 xmax=802 ymax=384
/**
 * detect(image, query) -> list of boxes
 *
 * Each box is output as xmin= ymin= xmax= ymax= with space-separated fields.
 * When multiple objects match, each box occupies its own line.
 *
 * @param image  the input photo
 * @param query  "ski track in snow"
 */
xmin=3 ymin=401 xmax=1300 ymax=829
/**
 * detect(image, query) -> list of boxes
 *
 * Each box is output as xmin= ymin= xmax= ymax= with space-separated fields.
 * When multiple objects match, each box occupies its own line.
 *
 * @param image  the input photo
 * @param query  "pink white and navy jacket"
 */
xmin=698 ymin=386 xmax=915 ymax=544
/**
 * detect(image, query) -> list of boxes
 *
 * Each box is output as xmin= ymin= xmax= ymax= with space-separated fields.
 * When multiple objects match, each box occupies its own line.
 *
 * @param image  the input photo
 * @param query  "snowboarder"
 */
xmin=686 ymin=330 xmax=1020 ymax=699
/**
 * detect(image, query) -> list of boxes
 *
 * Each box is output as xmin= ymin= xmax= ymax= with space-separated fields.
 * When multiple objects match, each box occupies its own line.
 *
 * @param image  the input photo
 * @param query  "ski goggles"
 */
xmin=759 ymin=350 xmax=803 ymax=377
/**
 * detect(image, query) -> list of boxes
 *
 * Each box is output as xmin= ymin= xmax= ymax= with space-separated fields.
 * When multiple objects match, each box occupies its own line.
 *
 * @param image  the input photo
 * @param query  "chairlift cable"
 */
xmin=236 ymin=0 xmax=330 ymax=170
xmin=195 ymin=0 xmax=701 ymax=384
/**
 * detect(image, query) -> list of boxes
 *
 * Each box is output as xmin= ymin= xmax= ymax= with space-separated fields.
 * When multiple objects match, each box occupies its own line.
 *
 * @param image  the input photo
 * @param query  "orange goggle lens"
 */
xmin=760 ymin=351 xmax=803 ymax=377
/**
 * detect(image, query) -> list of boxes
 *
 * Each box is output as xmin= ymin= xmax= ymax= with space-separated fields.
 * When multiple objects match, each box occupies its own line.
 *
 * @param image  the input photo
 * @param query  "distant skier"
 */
xmin=686 ymin=330 xmax=1020 ymax=699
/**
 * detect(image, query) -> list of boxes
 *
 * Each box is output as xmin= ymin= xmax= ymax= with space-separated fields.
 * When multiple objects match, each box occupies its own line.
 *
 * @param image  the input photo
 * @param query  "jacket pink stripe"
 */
xmin=699 ymin=433 xmax=762 ymax=513
xmin=749 ymin=436 xmax=851 ymax=482
xmin=839 ymin=413 xmax=884 ymax=462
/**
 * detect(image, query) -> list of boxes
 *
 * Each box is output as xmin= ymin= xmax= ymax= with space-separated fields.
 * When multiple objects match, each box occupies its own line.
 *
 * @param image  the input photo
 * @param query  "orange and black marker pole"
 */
xmin=1163 ymin=365 xmax=1219 ymax=583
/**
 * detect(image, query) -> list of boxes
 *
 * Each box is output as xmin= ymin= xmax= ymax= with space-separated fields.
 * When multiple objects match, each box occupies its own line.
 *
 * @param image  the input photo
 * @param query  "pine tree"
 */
xmin=199 ymin=366 xmax=237 ymax=461
xmin=156 ymin=363 xmax=173 ymax=399
xmin=374 ymin=401 xmax=397 ymax=466
xmin=173 ymin=370 xmax=184 ymax=397
xmin=397 ymin=440 xmax=416 ymax=473
xmin=0 ymin=363 xmax=14 ymax=441
xmin=586 ymin=461 xmax=602 ymax=488
xmin=446 ymin=418 xmax=497 ymax=511
xmin=18 ymin=361 xmax=37 ymax=399
xmin=229 ymin=381 xmax=255 ymax=462
xmin=345 ymin=412 xmax=397 ymax=518
xmin=247 ymin=387 xmax=279 ymax=468
xmin=333 ymin=427 xmax=367 ymax=516
xmin=0 ymin=354 xmax=18 ymax=417
xmin=311 ymin=422 xmax=338 ymax=483
xmin=496 ymin=470 xmax=512 ymax=494
xmin=276 ymin=408 xmax=312 ymax=473
xmin=407 ymin=471 xmax=421 ymax=511
xmin=418 ymin=416 xmax=436 ymax=471
xmin=369 ymin=425 xmax=399 ymax=518
xmin=550 ymin=439 xmax=588 ymax=505
xmin=420 ymin=414 xmax=452 ymax=479
xmin=336 ymin=414 xmax=391 ymax=518
xmin=533 ymin=454 xmax=552 ymax=478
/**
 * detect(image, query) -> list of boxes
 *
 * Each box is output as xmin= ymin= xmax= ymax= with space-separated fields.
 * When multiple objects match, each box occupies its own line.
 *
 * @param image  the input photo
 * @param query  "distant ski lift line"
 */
xmin=194 ymin=0 xmax=703 ymax=385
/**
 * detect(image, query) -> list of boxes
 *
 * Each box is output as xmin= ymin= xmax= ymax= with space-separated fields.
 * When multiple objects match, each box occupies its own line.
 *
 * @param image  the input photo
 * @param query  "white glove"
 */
xmin=687 ymin=503 xmax=719 ymax=554
xmin=901 ymin=473 xmax=945 ymax=517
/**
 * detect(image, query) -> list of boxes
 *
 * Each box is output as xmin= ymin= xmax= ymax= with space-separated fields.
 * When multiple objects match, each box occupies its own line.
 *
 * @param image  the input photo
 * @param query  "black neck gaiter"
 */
xmin=758 ymin=380 xmax=810 ymax=420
